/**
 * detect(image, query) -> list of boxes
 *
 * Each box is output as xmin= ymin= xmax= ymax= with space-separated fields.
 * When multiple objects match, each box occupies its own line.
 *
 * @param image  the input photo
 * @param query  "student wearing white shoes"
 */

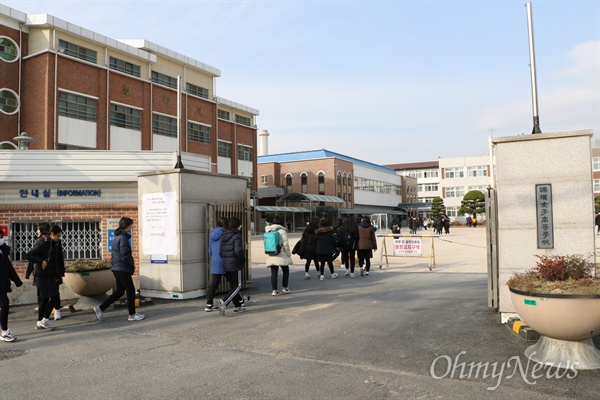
xmin=265 ymin=215 xmax=293 ymax=296
xmin=357 ymin=217 xmax=377 ymax=276
xmin=93 ymin=217 xmax=144 ymax=322
xmin=314 ymin=219 xmax=339 ymax=280
xmin=26 ymin=224 xmax=63 ymax=331
xmin=205 ymin=217 xmax=228 ymax=312
xmin=0 ymin=230 xmax=23 ymax=342
xmin=217 ymin=217 xmax=246 ymax=316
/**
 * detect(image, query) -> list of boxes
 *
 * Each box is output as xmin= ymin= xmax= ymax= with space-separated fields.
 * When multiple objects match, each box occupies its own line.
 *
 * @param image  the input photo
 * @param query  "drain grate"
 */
xmin=0 ymin=348 xmax=29 ymax=361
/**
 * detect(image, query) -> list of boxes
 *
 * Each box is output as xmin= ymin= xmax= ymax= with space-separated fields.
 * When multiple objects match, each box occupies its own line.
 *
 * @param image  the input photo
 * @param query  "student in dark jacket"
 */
xmin=26 ymin=224 xmax=63 ymax=330
xmin=217 ymin=216 xmax=246 ymax=316
xmin=314 ymin=219 xmax=339 ymax=280
xmin=93 ymin=217 xmax=145 ymax=322
xmin=339 ymin=216 xmax=358 ymax=277
xmin=357 ymin=217 xmax=377 ymax=276
xmin=51 ymin=233 xmax=65 ymax=321
xmin=1 ymin=230 xmax=23 ymax=341
xmin=300 ymin=219 xmax=319 ymax=279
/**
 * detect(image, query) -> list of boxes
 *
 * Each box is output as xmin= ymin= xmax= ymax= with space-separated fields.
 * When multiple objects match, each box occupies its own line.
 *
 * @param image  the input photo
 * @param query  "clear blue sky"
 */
xmin=5 ymin=0 xmax=599 ymax=164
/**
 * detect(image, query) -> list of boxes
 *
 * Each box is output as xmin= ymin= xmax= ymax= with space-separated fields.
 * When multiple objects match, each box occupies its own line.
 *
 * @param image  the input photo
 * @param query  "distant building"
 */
xmin=385 ymin=156 xmax=491 ymax=220
xmin=257 ymin=149 xmax=404 ymax=232
xmin=0 ymin=5 xmax=258 ymax=181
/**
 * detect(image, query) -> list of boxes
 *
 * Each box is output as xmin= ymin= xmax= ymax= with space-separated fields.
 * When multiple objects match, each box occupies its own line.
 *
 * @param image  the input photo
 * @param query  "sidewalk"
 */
xmin=2 ymin=227 xmax=598 ymax=399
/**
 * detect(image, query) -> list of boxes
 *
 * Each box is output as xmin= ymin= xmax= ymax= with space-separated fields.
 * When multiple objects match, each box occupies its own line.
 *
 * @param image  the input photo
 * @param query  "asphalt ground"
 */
xmin=2 ymin=227 xmax=599 ymax=400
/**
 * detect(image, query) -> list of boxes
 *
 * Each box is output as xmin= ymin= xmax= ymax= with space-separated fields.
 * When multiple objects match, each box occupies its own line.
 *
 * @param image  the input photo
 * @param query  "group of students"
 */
xmin=296 ymin=216 xmax=378 ymax=280
xmin=0 ymin=217 xmax=144 ymax=342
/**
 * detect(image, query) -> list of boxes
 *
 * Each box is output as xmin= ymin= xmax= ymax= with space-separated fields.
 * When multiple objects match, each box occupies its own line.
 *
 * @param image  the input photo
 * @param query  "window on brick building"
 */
xmin=0 ymin=36 xmax=19 ymax=62
xmin=285 ymin=174 xmax=293 ymax=194
xmin=217 ymin=141 xmax=232 ymax=158
xmin=235 ymin=115 xmax=252 ymax=126
xmin=188 ymin=122 xmax=210 ymax=144
xmin=238 ymin=145 xmax=253 ymax=161
xmin=301 ymin=173 xmax=308 ymax=194
xmin=110 ymin=104 xmax=141 ymax=130
xmin=0 ymin=88 xmax=19 ymax=115
xmin=152 ymin=113 xmax=177 ymax=137
xmin=109 ymin=56 xmax=141 ymax=77
xmin=218 ymin=110 xmax=230 ymax=120
xmin=151 ymin=71 xmax=177 ymax=89
xmin=58 ymin=92 xmax=97 ymax=122
xmin=10 ymin=220 xmax=101 ymax=262
xmin=186 ymin=83 xmax=209 ymax=99
xmin=318 ymin=172 xmax=325 ymax=195
xmin=58 ymin=39 xmax=97 ymax=63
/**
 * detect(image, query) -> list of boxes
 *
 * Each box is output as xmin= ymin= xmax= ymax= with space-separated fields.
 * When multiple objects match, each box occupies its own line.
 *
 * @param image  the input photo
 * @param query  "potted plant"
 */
xmin=63 ymin=259 xmax=115 ymax=309
xmin=507 ymin=254 xmax=600 ymax=369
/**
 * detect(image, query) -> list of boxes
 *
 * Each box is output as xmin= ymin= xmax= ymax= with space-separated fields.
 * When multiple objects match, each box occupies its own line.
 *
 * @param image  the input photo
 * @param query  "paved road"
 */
xmin=2 ymin=227 xmax=599 ymax=399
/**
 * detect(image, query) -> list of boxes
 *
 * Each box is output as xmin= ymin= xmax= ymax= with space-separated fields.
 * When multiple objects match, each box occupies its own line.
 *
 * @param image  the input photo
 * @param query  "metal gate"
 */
xmin=486 ymin=186 xmax=499 ymax=309
xmin=206 ymin=189 xmax=252 ymax=294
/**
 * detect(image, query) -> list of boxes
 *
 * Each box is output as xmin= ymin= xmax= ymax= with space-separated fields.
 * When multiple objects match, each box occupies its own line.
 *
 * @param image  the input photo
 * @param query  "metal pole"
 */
xmin=526 ymin=2 xmax=542 ymax=134
xmin=174 ymin=75 xmax=184 ymax=168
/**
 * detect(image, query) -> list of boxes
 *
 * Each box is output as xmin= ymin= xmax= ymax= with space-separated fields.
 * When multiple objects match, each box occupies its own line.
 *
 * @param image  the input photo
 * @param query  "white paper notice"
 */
xmin=142 ymin=192 xmax=177 ymax=255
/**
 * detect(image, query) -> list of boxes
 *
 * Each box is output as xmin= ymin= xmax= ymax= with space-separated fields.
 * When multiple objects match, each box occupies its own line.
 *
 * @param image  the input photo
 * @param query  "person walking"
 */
xmin=25 ymin=222 xmax=50 ymax=308
xmin=265 ymin=216 xmax=293 ymax=296
xmin=314 ymin=219 xmax=339 ymax=280
xmin=26 ymin=224 xmax=63 ymax=330
xmin=596 ymin=213 xmax=600 ymax=235
xmin=51 ymin=228 xmax=65 ymax=321
xmin=205 ymin=217 xmax=228 ymax=312
xmin=357 ymin=217 xmax=377 ymax=277
xmin=217 ymin=217 xmax=246 ymax=316
xmin=0 ymin=230 xmax=23 ymax=341
xmin=339 ymin=216 xmax=358 ymax=277
xmin=300 ymin=219 xmax=319 ymax=279
xmin=93 ymin=217 xmax=145 ymax=322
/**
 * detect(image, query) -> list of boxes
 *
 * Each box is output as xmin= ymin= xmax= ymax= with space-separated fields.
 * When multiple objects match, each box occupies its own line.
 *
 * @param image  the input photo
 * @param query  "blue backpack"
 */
xmin=263 ymin=229 xmax=282 ymax=255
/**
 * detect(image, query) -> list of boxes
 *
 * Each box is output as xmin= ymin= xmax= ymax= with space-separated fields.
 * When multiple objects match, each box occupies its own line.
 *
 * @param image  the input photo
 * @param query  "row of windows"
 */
xmin=444 ymin=165 xmax=488 ymax=179
xmin=444 ymin=167 xmax=464 ymax=179
xmin=285 ymin=172 xmax=326 ymax=195
xmin=402 ymin=169 xmax=439 ymax=179
xmin=10 ymin=221 xmax=102 ymax=262
xmin=445 ymin=186 xmax=466 ymax=198
xmin=354 ymin=176 xmax=401 ymax=195
xmin=152 ymin=114 xmax=177 ymax=137
xmin=186 ymin=83 xmax=209 ymax=99
xmin=151 ymin=71 xmax=178 ymax=89
xmin=418 ymin=183 xmax=439 ymax=192
xmin=593 ymin=158 xmax=600 ymax=171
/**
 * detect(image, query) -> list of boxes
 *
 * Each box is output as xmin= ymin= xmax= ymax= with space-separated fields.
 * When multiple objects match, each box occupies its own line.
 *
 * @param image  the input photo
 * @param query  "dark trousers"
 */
xmin=341 ymin=248 xmax=356 ymax=273
xmin=222 ymin=270 xmax=242 ymax=308
xmin=99 ymin=270 xmax=136 ymax=315
xmin=304 ymin=258 xmax=319 ymax=273
xmin=206 ymin=274 xmax=224 ymax=305
xmin=318 ymin=260 xmax=334 ymax=276
xmin=357 ymin=250 xmax=372 ymax=272
xmin=0 ymin=291 xmax=9 ymax=331
xmin=270 ymin=265 xmax=289 ymax=291
xmin=38 ymin=295 xmax=59 ymax=321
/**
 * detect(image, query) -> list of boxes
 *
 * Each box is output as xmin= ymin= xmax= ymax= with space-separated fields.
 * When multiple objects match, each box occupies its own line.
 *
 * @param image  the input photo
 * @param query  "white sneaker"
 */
xmin=36 ymin=318 xmax=54 ymax=330
xmin=0 ymin=330 xmax=16 ymax=342
xmin=281 ymin=288 xmax=292 ymax=294
xmin=304 ymin=273 xmax=311 ymax=280
xmin=272 ymin=290 xmax=280 ymax=296
xmin=345 ymin=270 xmax=350 ymax=276
xmin=53 ymin=309 xmax=62 ymax=321
xmin=319 ymin=275 xmax=325 ymax=281
xmin=331 ymin=273 xmax=339 ymax=279
xmin=350 ymin=273 xmax=355 ymax=278
xmin=128 ymin=313 xmax=145 ymax=321
xmin=365 ymin=271 xmax=370 ymax=276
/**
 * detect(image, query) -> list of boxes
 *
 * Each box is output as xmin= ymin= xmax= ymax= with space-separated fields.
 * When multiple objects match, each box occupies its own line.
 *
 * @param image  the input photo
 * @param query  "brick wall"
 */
xmin=0 ymin=202 xmax=139 ymax=277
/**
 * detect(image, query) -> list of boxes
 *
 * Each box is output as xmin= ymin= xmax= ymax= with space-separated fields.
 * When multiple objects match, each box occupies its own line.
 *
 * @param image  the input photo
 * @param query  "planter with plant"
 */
xmin=507 ymin=254 xmax=600 ymax=369
xmin=63 ymin=260 xmax=115 ymax=309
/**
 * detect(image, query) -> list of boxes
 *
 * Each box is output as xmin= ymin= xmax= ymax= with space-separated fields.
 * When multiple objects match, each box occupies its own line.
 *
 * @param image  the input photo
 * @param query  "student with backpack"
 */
xmin=264 ymin=216 xmax=292 ymax=295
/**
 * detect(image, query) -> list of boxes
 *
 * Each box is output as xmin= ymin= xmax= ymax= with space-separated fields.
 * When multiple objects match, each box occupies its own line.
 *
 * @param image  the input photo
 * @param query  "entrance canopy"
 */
xmin=255 ymin=206 xmax=311 ymax=212
xmin=339 ymin=208 xmax=407 ymax=215
xmin=279 ymin=193 xmax=345 ymax=203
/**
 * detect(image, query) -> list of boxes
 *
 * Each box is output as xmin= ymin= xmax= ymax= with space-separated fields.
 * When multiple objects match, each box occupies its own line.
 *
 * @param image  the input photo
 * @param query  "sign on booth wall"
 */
xmin=142 ymin=192 xmax=177 ymax=256
xmin=393 ymin=238 xmax=422 ymax=256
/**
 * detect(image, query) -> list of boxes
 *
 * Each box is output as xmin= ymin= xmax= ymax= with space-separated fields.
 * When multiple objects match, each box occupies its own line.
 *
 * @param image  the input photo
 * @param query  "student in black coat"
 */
xmin=0 ymin=230 xmax=23 ymax=342
xmin=314 ymin=219 xmax=339 ymax=280
xmin=26 ymin=224 xmax=63 ymax=331
xmin=217 ymin=217 xmax=246 ymax=316
xmin=300 ymin=219 xmax=319 ymax=279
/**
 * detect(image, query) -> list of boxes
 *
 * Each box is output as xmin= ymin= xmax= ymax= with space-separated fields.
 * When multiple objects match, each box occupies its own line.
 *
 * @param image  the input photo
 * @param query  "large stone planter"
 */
xmin=509 ymin=288 xmax=600 ymax=370
xmin=63 ymin=269 xmax=115 ymax=310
